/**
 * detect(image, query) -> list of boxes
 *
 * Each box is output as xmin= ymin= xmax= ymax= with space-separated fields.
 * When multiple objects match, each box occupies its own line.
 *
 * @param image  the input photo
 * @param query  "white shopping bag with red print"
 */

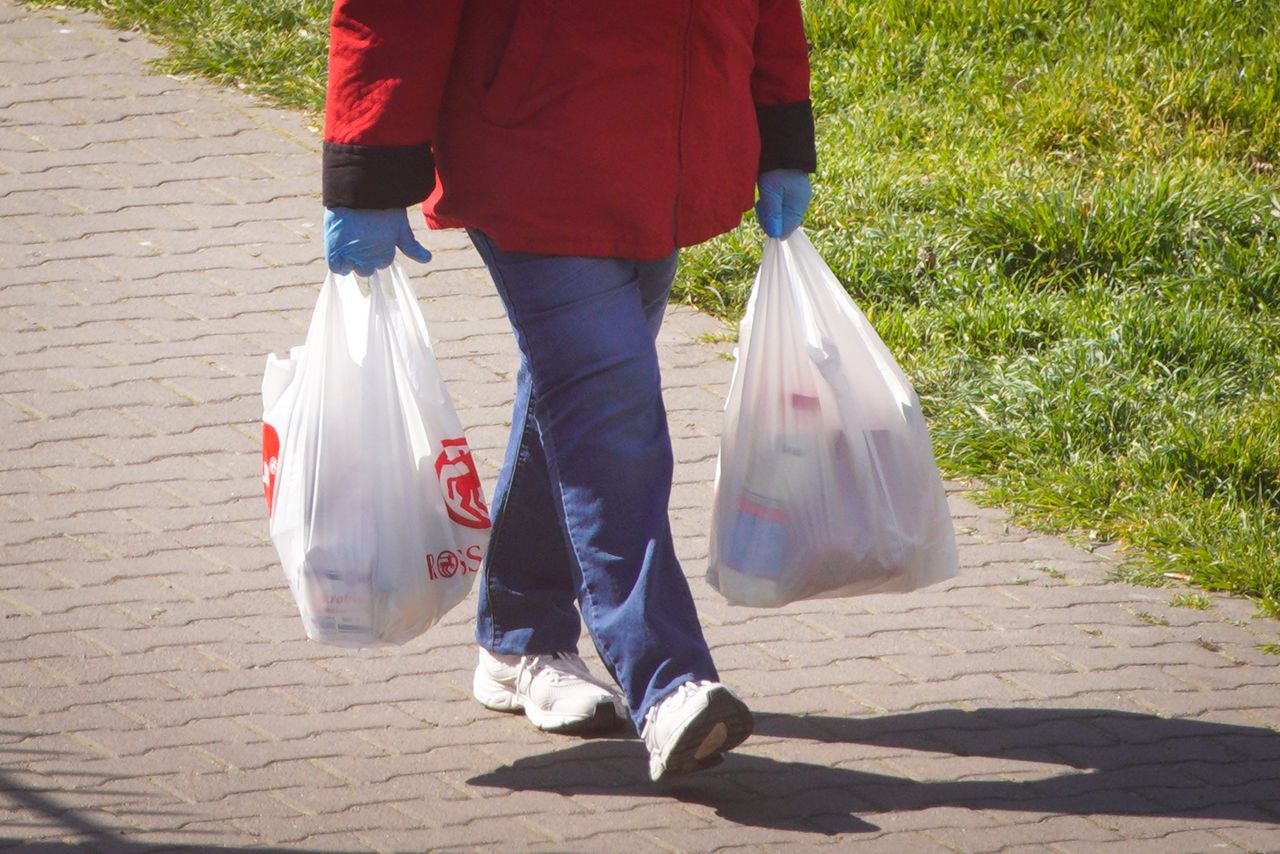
xmin=708 ymin=231 xmax=957 ymax=607
xmin=262 ymin=263 xmax=489 ymax=647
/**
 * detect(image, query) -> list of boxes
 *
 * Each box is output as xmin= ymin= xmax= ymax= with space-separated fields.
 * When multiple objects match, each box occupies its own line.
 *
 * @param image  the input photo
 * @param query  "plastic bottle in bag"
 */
xmin=720 ymin=392 xmax=827 ymax=604
xmin=722 ymin=483 xmax=789 ymax=601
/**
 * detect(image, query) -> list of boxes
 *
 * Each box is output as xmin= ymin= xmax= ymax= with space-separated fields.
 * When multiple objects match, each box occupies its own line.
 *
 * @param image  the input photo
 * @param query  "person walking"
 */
xmin=321 ymin=1 xmax=815 ymax=782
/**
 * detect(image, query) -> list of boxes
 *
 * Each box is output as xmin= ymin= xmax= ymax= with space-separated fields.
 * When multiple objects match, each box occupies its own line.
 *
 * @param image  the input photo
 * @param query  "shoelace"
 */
xmin=518 ymin=652 xmax=592 ymax=686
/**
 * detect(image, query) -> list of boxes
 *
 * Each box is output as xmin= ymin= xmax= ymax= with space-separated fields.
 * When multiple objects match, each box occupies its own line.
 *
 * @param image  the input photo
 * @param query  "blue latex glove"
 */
xmin=755 ymin=169 xmax=813 ymax=239
xmin=323 ymin=207 xmax=433 ymax=276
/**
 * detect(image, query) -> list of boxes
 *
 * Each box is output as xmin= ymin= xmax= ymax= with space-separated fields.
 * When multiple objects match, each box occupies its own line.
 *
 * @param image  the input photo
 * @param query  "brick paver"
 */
xmin=2 ymin=3 xmax=1279 ymax=852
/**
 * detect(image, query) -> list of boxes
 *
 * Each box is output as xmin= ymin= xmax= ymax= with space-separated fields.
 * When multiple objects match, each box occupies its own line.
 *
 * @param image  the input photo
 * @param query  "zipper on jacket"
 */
xmin=672 ymin=1 xmax=694 ymax=243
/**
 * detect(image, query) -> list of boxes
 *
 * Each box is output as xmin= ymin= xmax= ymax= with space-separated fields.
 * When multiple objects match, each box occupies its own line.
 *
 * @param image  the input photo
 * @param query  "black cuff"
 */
xmin=757 ymin=100 xmax=817 ymax=174
xmin=322 ymin=142 xmax=436 ymax=209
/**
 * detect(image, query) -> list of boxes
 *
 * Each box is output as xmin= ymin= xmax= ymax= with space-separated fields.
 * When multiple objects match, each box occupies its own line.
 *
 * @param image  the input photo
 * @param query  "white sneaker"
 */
xmin=473 ymin=648 xmax=626 ymax=734
xmin=642 ymin=680 xmax=752 ymax=782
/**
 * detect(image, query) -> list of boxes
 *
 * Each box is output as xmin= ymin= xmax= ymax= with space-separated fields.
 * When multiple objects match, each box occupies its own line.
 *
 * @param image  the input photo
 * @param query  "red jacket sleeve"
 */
xmin=752 ymin=0 xmax=817 ymax=174
xmin=322 ymin=0 xmax=463 ymax=209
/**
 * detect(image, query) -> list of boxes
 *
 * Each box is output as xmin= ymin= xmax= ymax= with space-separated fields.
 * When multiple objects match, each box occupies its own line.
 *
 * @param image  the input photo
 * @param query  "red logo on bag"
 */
xmin=426 ymin=545 xmax=484 ymax=581
xmin=262 ymin=423 xmax=281 ymax=516
xmin=435 ymin=550 xmax=460 ymax=578
xmin=435 ymin=438 xmax=490 ymax=529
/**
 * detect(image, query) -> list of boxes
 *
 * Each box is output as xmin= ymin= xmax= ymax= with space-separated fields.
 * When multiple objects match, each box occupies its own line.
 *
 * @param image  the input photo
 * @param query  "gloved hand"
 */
xmin=755 ymin=169 xmax=813 ymax=239
xmin=323 ymin=207 xmax=433 ymax=276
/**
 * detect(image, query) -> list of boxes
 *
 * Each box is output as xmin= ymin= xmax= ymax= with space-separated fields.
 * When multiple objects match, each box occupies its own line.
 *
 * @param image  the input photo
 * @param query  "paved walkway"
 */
xmin=2 ymin=3 xmax=1278 ymax=852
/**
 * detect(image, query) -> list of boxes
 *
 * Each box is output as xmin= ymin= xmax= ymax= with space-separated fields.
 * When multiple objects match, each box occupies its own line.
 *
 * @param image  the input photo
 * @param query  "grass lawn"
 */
xmin=28 ymin=0 xmax=1280 ymax=617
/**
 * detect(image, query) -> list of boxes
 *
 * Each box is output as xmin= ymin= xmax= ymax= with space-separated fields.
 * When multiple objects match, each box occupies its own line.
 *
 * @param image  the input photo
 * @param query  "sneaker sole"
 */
xmin=650 ymin=686 xmax=753 ymax=782
xmin=473 ymin=670 xmax=624 ymax=735
xmin=527 ymin=699 xmax=623 ymax=735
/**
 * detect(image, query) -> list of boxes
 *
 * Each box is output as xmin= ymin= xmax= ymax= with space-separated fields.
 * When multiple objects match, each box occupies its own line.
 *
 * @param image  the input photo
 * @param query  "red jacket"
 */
xmin=323 ymin=1 xmax=815 ymax=260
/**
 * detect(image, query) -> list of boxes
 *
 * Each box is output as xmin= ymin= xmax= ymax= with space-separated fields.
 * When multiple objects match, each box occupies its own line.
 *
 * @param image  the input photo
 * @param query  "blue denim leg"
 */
xmin=475 ymin=359 xmax=583 ymax=653
xmin=469 ymin=230 xmax=718 ymax=729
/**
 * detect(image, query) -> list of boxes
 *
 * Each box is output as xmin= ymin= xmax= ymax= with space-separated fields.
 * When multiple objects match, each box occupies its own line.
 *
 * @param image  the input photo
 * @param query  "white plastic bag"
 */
xmin=708 ymin=230 xmax=957 ymax=607
xmin=261 ymin=263 xmax=490 ymax=647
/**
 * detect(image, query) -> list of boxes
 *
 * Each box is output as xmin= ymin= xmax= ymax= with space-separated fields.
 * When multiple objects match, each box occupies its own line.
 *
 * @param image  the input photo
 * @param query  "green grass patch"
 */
xmin=1169 ymin=592 xmax=1212 ymax=610
xmin=29 ymin=0 xmax=1280 ymax=617
xmin=1134 ymin=610 xmax=1171 ymax=627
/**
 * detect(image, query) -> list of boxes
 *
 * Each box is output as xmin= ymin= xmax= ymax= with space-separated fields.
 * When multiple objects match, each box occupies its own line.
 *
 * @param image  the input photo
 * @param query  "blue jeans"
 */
xmin=469 ymin=230 xmax=718 ymax=729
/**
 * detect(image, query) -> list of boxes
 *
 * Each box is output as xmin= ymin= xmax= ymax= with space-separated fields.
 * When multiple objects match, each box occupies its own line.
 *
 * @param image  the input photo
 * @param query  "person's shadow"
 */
xmin=468 ymin=707 xmax=1280 ymax=834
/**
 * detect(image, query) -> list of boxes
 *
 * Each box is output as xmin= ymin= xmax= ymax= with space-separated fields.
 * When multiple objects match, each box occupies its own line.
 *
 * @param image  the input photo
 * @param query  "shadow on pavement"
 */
xmin=0 ymin=763 xmax=344 ymax=853
xmin=468 ymin=706 xmax=1280 ymax=835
